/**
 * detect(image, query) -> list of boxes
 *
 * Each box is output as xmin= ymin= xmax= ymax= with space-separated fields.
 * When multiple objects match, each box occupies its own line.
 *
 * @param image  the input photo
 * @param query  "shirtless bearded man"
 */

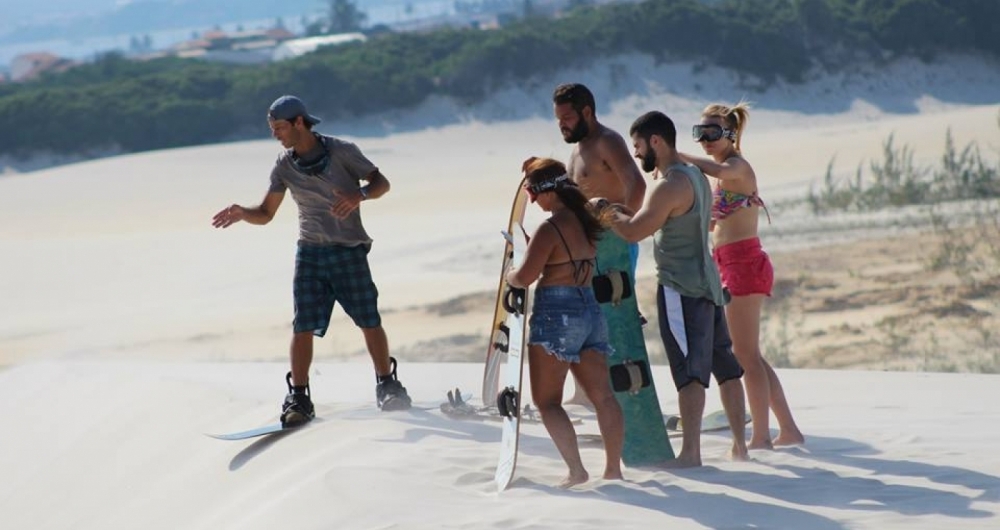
xmin=552 ymin=83 xmax=646 ymax=405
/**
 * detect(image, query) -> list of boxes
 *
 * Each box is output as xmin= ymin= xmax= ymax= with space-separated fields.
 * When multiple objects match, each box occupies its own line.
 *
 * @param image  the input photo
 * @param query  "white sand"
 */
xmin=2 ymin=361 xmax=998 ymax=529
xmin=1 ymin=52 xmax=999 ymax=528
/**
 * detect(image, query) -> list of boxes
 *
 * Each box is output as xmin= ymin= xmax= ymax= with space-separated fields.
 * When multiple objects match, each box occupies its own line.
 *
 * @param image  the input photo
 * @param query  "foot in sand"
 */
xmin=774 ymin=431 xmax=805 ymax=446
xmin=731 ymin=443 xmax=750 ymax=461
xmin=748 ymin=438 xmax=774 ymax=451
xmin=662 ymin=454 xmax=702 ymax=469
xmin=558 ymin=470 xmax=589 ymax=489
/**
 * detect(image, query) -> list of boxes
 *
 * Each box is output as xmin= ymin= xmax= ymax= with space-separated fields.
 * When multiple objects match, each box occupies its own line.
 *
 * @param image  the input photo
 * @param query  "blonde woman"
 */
xmin=679 ymin=102 xmax=804 ymax=449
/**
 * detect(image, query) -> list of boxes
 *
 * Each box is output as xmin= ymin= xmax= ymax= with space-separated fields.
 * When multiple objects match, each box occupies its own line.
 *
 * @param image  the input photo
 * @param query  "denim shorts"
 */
xmin=528 ymin=286 xmax=613 ymax=363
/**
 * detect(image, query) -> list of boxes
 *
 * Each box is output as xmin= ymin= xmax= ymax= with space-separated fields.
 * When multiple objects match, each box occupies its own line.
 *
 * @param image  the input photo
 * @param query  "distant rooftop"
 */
xmin=272 ymin=33 xmax=367 ymax=62
xmin=10 ymin=52 xmax=76 ymax=82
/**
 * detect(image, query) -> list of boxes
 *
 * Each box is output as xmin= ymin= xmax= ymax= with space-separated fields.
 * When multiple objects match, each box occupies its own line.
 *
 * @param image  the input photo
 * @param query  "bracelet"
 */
xmin=359 ymin=186 xmax=369 ymax=200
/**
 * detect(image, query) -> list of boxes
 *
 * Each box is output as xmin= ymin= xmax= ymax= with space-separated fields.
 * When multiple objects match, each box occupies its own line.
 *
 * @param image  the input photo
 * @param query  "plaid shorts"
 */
xmin=293 ymin=243 xmax=381 ymax=335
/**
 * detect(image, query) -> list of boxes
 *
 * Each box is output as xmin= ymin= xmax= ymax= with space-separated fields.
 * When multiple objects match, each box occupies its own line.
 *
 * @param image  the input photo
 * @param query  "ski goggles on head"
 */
xmin=525 ymin=174 xmax=570 ymax=202
xmin=692 ymin=124 xmax=736 ymax=143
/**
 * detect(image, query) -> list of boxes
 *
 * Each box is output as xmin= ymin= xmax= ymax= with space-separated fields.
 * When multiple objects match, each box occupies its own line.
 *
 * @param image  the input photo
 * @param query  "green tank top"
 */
xmin=652 ymin=163 xmax=726 ymax=305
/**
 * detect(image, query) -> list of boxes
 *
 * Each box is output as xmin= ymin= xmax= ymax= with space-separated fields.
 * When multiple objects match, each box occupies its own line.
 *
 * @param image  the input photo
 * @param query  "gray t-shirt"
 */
xmin=269 ymin=135 xmax=377 ymax=246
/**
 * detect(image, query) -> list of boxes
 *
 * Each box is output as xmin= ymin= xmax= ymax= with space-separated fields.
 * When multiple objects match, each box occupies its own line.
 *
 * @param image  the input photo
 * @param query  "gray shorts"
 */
xmin=656 ymin=284 xmax=744 ymax=390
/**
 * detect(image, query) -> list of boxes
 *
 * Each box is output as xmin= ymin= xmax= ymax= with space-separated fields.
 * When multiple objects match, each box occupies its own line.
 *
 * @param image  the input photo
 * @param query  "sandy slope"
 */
xmin=2 ymin=51 xmax=1000 ymax=530
xmin=3 ymin=97 xmax=997 ymax=367
xmin=2 ymin=361 xmax=998 ymax=530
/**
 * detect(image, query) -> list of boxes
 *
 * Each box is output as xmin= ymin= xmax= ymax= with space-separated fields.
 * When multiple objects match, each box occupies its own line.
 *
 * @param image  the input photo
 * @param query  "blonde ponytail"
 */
xmin=702 ymin=100 xmax=752 ymax=152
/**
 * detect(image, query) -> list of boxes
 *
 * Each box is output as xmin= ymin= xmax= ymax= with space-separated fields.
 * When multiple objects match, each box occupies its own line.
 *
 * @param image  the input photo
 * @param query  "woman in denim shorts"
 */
xmin=506 ymin=157 xmax=625 ymax=488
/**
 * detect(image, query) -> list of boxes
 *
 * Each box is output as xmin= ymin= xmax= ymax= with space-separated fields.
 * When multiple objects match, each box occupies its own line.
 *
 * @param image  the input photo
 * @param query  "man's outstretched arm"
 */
xmin=212 ymin=190 xmax=285 ymax=228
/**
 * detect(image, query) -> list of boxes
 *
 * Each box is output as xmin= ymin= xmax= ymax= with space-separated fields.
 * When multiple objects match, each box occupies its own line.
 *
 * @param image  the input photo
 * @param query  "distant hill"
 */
xmin=0 ymin=0 xmax=997 ymax=166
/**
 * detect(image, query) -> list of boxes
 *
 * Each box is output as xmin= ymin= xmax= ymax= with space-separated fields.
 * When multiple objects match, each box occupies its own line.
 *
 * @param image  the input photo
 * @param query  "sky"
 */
xmin=0 ymin=0 xmax=461 ymax=68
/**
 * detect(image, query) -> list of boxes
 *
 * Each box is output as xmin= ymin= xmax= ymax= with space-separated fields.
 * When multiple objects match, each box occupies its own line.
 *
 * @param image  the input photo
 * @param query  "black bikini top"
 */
xmin=544 ymin=219 xmax=596 ymax=285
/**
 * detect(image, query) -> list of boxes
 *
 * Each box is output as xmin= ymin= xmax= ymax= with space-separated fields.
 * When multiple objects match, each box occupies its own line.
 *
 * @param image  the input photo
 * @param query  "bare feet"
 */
xmin=603 ymin=468 xmax=623 ymax=481
xmin=731 ymin=442 xmax=750 ymax=461
xmin=774 ymin=431 xmax=805 ymax=446
xmin=748 ymin=438 xmax=774 ymax=450
xmin=662 ymin=454 xmax=702 ymax=469
xmin=558 ymin=470 xmax=589 ymax=489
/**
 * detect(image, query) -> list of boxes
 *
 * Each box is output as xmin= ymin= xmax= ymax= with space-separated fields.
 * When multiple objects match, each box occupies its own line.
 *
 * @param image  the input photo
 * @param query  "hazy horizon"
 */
xmin=0 ymin=0 xmax=460 ymax=67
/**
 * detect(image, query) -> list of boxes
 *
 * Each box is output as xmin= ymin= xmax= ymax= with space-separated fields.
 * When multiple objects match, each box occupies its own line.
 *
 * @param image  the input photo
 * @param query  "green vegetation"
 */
xmin=1 ymin=0 xmax=998 ymax=159
xmin=806 ymin=112 xmax=1000 ymax=295
xmin=808 ymin=113 xmax=1000 ymax=213
xmin=782 ymin=113 xmax=1000 ymax=373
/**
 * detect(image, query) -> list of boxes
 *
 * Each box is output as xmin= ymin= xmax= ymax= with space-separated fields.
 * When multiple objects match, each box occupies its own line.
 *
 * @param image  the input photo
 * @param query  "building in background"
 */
xmin=169 ymin=27 xmax=297 ymax=64
xmin=271 ymin=33 xmax=366 ymax=61
xmin=9 ymin=52 xmax=76 ymax=82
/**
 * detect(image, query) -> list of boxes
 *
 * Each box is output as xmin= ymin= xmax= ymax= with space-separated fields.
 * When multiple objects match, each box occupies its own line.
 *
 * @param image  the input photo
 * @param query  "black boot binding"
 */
xmin=281 ymin=371 xmax=315 ymax=427
xmin=376 ymin=357 xmax=412 ymax=411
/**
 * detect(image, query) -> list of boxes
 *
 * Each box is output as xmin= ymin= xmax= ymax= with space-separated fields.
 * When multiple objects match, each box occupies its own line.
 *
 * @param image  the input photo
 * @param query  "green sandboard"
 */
xmin=596 ymin=233 xmax=675 ymax=465
xmin=665 ymin=409 xmax=749 ymax=432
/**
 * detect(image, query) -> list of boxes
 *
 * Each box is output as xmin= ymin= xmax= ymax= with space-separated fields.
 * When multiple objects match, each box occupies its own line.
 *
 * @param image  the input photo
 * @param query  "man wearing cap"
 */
xmin=212 ymin=95 xmax=412 ymax=425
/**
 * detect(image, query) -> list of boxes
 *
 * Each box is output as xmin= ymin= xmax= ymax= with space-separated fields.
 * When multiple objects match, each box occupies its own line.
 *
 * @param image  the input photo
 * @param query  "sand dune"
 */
xmin=1 ymin=52 xmax=999 ymax=529
xmin=2 ymin=361 xmax=998 ymax=529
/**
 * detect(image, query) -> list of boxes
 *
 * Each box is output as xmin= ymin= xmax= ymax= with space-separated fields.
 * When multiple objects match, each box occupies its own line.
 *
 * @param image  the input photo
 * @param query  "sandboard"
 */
xmin=665 ymin=409 xmax=750 ymax=432
xmin=597 ymin=232 xmax=675 ymax=465
xmin=494 ymin=220 xmax=530 ymax=492
xmin=439 ymin=388 xmax=581 ymax=425
xmin=577 ymin=409 xmax=748 ymax=445
xmin=482 ymin=179 xmax=530 ymax=407
xmin=205 ymin=421 xmax=309 ymax=441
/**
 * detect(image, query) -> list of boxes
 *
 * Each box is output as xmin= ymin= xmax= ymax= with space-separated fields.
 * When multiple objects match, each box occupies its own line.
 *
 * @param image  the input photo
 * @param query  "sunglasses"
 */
xmin=692 ymin=124 xmax=736 ymax=143
xmin=525 ymin=174 xmax=570 ymax=202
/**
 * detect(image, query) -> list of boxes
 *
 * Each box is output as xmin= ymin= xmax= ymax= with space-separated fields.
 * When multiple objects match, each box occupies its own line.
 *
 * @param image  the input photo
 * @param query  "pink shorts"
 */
xmin=712 ymin=237 xmax=773 ymax=297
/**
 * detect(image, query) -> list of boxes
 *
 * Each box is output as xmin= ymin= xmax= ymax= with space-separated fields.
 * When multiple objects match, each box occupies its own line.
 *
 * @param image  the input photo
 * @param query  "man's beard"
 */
xmin=561 ymin=119 xmax=589 ymax=144
xmin=641 ymin=150 xmax=657 ymax=173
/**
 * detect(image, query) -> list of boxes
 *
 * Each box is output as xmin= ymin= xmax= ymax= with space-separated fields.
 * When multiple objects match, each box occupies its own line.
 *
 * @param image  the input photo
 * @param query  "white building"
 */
xmin=272 ymin=33 xmax=367 ymax=62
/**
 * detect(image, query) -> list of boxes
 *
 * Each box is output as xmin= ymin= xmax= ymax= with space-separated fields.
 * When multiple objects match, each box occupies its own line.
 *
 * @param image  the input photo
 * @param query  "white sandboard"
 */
xmin=494 ymin=222 xmax=529 ymax=492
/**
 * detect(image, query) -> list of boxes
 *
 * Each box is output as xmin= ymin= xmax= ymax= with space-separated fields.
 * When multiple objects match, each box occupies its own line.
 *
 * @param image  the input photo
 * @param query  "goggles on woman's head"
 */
xmin=692 ymin=124 xmax=736 ymax=143
xmin=525 ymin=174 xmax=570 ymax=202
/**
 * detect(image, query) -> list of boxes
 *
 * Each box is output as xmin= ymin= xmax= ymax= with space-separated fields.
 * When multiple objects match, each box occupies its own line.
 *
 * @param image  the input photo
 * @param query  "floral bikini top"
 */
xmin=712 ymin=186 xmax=772 ymax=223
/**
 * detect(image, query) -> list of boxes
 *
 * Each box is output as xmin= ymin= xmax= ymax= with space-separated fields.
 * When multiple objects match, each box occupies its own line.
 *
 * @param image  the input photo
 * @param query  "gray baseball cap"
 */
xmin=268 ymin=95 xmax=322 ymax=125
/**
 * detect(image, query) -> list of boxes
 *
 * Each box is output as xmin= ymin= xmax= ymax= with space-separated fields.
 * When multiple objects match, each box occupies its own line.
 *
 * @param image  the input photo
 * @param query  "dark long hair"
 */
xmin=524 ymin=157 xmax=603 ymax=245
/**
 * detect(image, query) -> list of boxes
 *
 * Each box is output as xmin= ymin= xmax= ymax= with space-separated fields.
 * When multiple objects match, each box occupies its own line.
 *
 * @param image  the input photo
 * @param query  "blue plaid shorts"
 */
xmin=293 ymin=243 xmax=381 ymax=335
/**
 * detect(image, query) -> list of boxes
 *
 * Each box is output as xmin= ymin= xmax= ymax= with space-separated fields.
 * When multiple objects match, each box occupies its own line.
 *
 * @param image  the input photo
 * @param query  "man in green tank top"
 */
xmin=592 ymin=111 xmax=749 ymax=467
